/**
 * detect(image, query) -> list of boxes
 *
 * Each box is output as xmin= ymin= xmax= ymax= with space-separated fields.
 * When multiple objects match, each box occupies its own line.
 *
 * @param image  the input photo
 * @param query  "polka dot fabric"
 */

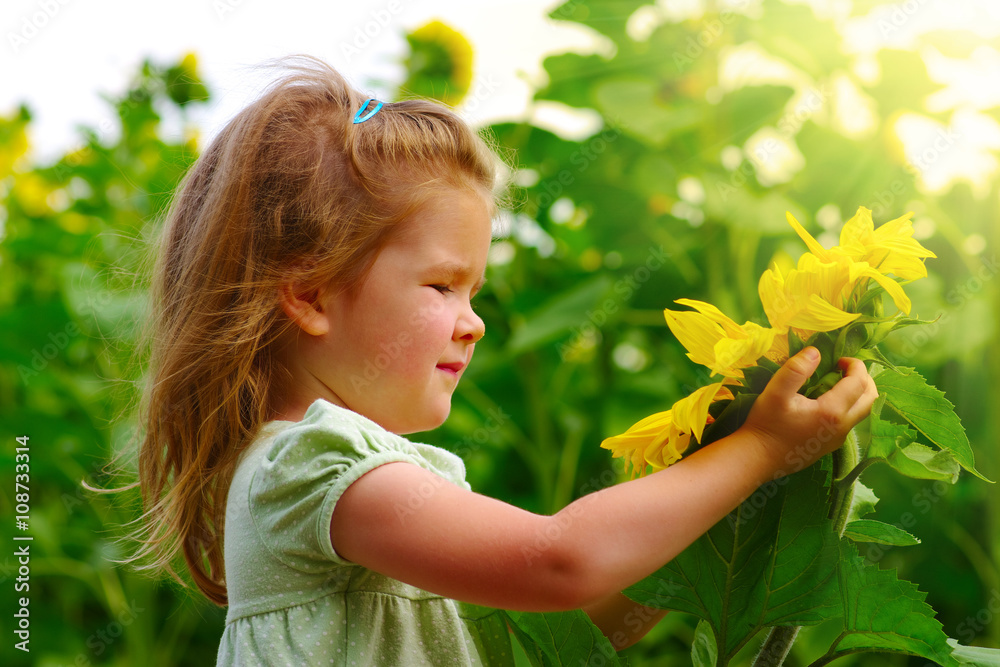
xmin=217 ymin=399 xmax=483 ymax=666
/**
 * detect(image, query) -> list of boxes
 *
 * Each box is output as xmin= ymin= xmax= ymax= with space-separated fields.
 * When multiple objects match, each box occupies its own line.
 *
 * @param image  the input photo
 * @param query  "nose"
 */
xmin=456 ymin=304 xmax=485 ymax=343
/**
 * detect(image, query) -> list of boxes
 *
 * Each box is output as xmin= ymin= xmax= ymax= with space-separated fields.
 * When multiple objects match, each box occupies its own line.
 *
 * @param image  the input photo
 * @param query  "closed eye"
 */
xmin=430 ymin=284 xmax=453 ymax=294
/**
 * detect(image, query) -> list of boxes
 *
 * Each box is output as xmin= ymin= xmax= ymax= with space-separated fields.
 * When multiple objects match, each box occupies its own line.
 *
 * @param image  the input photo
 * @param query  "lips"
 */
xmin=436 ymin=361 xmax=465 ymax=375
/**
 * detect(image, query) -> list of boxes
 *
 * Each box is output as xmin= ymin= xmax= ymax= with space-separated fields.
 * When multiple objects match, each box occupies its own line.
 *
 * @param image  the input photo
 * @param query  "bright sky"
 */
xmin=0 ymin=0 xmax=599 ymax=161
xmin=2 ymin=0 xmax=1000 ymax=198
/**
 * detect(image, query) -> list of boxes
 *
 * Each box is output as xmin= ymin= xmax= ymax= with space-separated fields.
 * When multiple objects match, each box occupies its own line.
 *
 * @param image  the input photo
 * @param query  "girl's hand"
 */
xmin=741 ymin=347 xmax=878 ymax=475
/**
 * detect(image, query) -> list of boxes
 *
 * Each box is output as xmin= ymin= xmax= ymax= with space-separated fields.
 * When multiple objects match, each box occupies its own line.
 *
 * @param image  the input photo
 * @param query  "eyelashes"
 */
xmin=429 ymin=284 xmax=480 ymax=310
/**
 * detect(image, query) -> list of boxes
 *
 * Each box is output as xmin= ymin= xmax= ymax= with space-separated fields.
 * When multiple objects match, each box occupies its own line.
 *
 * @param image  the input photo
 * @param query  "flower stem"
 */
xmin=751 ymin=430 xmax=862 ymax=667
xmin=830 ymin=429 xmax=861 ymax=538
xmin=754 ymin=626 xmax=800 ymax=667
xmin=835 ymin=457 xmax=879 ymax=495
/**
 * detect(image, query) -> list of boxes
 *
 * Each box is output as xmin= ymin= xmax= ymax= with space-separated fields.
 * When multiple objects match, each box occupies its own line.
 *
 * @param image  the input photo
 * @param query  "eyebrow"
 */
xmin=430 ymin=261 xmax=487 ymax=292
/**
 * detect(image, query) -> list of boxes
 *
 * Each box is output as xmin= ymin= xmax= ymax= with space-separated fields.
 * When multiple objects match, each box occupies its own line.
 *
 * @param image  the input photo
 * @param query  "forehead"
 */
xmin=389 ymin=187 xmax=493 ymax=252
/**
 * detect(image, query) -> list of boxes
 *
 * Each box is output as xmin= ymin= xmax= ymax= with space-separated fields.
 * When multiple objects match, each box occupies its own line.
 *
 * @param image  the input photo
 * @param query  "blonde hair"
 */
xmin=128 ymin=56 xmax=503 ymax=605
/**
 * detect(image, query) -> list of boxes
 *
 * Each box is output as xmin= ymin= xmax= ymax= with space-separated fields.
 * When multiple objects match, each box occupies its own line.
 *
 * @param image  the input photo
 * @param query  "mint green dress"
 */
xmin=216 ymin=399 xmax=494 ymax=666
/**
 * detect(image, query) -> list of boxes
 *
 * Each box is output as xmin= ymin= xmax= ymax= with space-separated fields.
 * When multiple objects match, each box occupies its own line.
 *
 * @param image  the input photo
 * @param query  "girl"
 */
xmin=130 ymin=56 xmax=877 ymax=665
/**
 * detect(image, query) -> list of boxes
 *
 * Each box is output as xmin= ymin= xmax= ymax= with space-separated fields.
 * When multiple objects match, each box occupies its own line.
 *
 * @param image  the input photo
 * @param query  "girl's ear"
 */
xmin=278 ymin=283 xmax=330 ymax=336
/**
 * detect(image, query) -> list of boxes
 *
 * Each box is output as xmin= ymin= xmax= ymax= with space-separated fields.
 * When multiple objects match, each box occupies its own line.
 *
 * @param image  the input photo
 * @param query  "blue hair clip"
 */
xmin=353 ymin=98 xmax=383 ymax=124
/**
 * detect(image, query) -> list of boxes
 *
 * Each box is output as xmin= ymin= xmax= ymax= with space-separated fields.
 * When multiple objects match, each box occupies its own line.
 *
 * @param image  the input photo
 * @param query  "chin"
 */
xmin=411 ymin=407 xmax=452 ymax=436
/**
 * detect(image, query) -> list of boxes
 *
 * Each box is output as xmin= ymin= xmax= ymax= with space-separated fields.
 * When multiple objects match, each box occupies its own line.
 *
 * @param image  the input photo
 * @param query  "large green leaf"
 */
xmin=703 ymin=177 xmax=810 ymax=235
xmin=868 ymin=412 xmax=961 ymax=483
xmin=843 ymin=519 xmax=920 ymax=546
xmin=592 ymin=77 xmax=703 ymax=147
xmin=624 ymin=464 xmax=841 ymax=662
xmin=547 ymin=0 xmax=642 ymax=42
xmin=822 ymin=541 xmax=959 ymax=666
xmin=749 ymin=0 xmax=850 ymax=79
xmin=875 ymin=369 xmax=990 ymax=481
xmin=847 ymin=481 xmax=879 ymax=523
xmin=867 ymin=49 xmax=946 ymax=119
xmin=505 ymin=275 xmax=613 ymax=355
xmin=503 ymin=608 xmax=626 ymax=667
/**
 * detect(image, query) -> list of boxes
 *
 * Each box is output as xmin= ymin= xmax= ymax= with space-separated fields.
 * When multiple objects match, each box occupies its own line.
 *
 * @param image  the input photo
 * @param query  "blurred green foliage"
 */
xmin=1 ymin=56 xmax=223 ymax=666
xmin=1 ymin=1 xmax=998 ymax=665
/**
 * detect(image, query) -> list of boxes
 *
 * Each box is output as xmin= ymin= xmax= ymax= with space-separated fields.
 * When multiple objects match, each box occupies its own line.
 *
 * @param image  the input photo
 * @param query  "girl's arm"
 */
xmin=581 ymin=593 xmax=668 ymax=649
xmin=330 ymin=349 xmax=876 ymax=613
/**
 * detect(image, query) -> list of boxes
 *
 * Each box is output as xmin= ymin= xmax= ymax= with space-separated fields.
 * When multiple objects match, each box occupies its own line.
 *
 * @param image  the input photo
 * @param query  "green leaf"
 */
xmin=506 ymin=275 xmax=613 ymax=355
xmin=749 ymin=0 xmax=849 ymax=79
xmin=875 ymin=369 xmax=990 ymax=481
xmin=788 ymin=331 xmax=806 ymax=358
xmin=692 ymin=619 xmax=718 ymax=667
xmin=868 ymin=412 xmax=960 ymax=483
xmin=834 ymin=320 xmax=871 ymax=360
xmin=844 ymin=519 xmax=920 ymax=546
xmin=715 ymin=84 xmax=796 ymax=145
xmin=867 ymin=49 xmax=945 ymax=119
xmin=699 ymin=393 xmax=758 ymax=448
xmin=503 ymin=608 xmax=626 ymax=667
xmin=867 ymin=410 xmax=918 ymax=459
xmin=164 ymin=54 xmax=210 ymax=106
xmin=826 ymin=541 xmax=959 ymax=666
xmin=547 ymin=0 xmax=641 ymax=43
xmin=741 ymin=364 xmax=775 ymax=395
xmin=592 ymin=77 xmax=702 ymax=147
xmin=866 ymin=313 xmax=937 ymax=348
xmin=625 ymin=464 xmax=841 ymax=661
xmin=892 ymin=443 xmax=961 ymax=483
xmin=847 ymin=481 xmax=879 ymax=523
xmin=458 ymin=603 xmax=518 ymax=666
xmin=703 ymin=179 xmax=810 ymax=235
xmin=804 ymin=330 xmax=839 ymax=381
xmin=948 ymin=639 xmax=1000 ymax=665
xmin=857 ymin=344 xmax=904 ymax=374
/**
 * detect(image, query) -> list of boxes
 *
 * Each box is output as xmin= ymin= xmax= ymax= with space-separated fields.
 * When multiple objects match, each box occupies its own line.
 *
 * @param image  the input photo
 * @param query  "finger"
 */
xmin=839 ymin=358 xmax=877 ymax=408
xmin=819 ymin=359 xmax=875 ymax=416
xmin=844 ymin=366 xmax=879 ymax=423
xmin=845 ymin=382 xmax=879 ymax=424
xmin=837 ymin=357 xmax=868 ymax=377
xmin=764 ymin=347 xmax=821 ymax=398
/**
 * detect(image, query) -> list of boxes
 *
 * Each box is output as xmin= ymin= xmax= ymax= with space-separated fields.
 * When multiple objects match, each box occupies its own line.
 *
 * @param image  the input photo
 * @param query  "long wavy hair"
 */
xmin=124 ymin=56 xmax=503 ymax=605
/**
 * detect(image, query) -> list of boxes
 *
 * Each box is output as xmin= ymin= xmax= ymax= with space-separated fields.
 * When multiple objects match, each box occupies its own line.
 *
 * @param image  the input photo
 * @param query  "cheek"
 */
xmin=426 ymin=310 xmax=457 ymax=345
xmin=407 ymin=297 xmax=453 ymax=339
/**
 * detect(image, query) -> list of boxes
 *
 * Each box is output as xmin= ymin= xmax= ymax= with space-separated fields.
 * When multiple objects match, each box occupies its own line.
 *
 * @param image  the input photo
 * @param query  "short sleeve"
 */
xmin=247 ymin=399 xmax=468 ymax=573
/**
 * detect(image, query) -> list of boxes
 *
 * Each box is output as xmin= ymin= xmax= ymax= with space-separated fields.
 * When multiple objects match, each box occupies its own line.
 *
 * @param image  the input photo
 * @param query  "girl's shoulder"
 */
xmin=228 ymin=398 xmax=469 ymax=573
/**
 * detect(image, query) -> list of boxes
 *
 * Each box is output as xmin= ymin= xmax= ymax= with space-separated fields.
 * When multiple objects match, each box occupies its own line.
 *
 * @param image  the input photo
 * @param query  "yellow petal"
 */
xmin=874 ymin=254 xmax=928 ymax=280
xmin=667 ymin=302 xmax=779 ymax=378
xmin=838 ymin=208 xmax=935 ymax=280
xmin=645 ymin=429 xmax=688 ymax=470
xmin=601 ymin=411 xmax=676 ymax=477
xmin=853 ymin=263 xmax=912 ymax=314
xmin=791 ymin=294 xmax=862 ymax=332
xmin=760 ymin=260 xmax=860 ymax=334
xmin=839 ymin=206 xmax=875 ymax=248
xmin=712 ymin=325 xmax=776 ymax=377
xmin=873 ymin=213 xmax=935 ymax=257
xmin=672 ymin=382 xmax=731 ymax=443
xmin=786 ymin=211 xmax=832 ymax=262
xmin=674 ymin=298 xmax=744 ymax=338
xmin=663 ymin=308 xmax=723 ymax=371
xmin=765 ymin=331 xmax=789 ymax=365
